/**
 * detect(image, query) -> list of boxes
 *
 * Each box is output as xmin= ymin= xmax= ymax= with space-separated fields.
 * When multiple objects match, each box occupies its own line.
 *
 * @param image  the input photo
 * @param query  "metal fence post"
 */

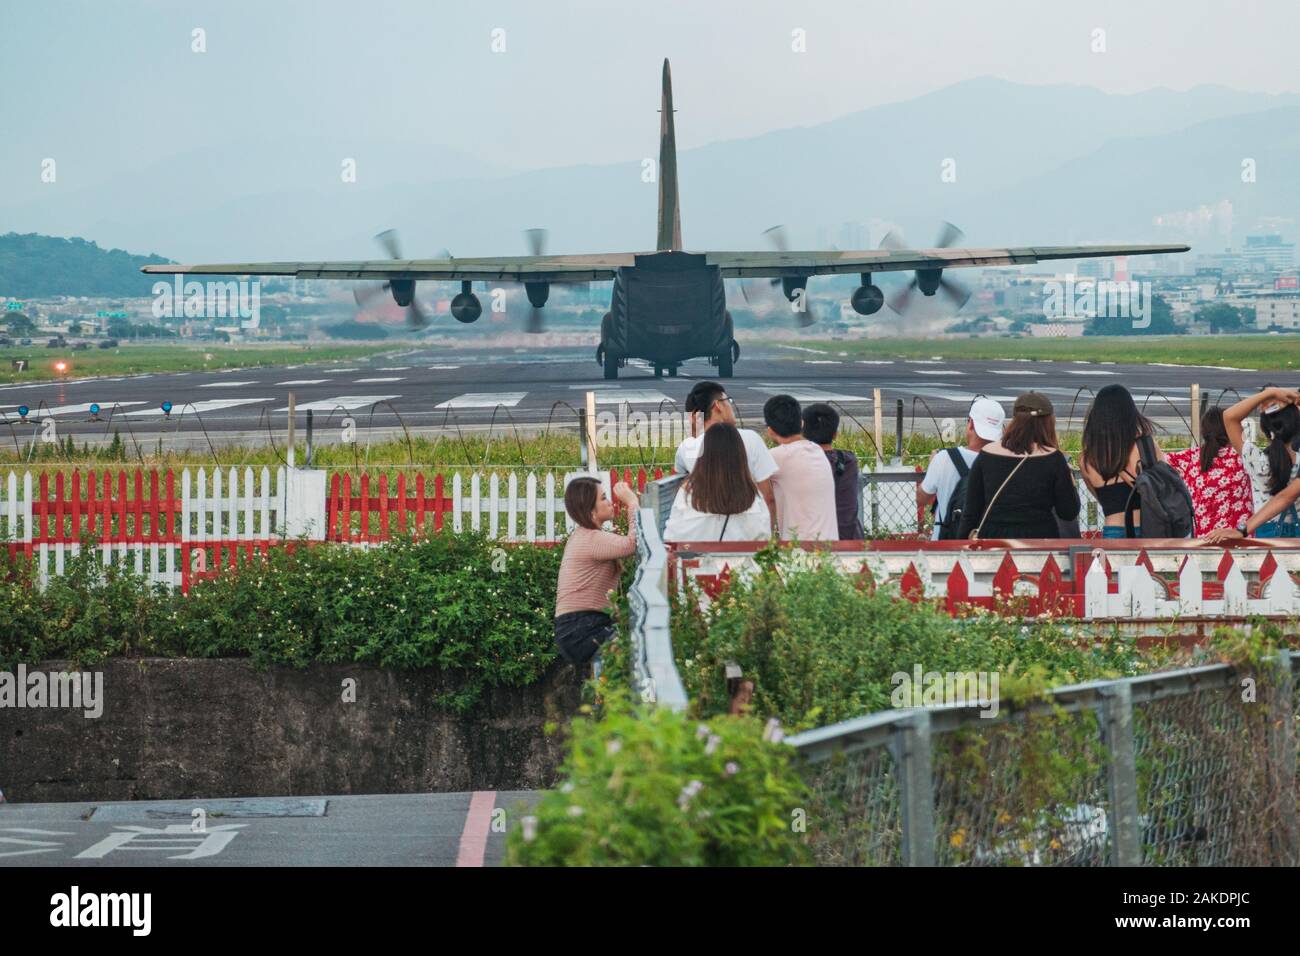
xmin=1099 ymin=683 xmax=1141 ymax=866
xmin=1265 ymin=650 xmax=1299 ymax=865
xmin=894 ymin=710 xmax=935 ymax=866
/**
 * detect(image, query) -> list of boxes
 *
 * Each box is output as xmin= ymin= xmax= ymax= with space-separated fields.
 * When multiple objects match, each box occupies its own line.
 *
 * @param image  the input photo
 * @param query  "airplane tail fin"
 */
xmin=656 ymin=58 xmax=682 ymax=252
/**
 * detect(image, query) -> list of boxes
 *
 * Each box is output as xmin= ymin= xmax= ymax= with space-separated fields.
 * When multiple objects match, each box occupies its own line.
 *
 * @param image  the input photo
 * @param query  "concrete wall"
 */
xmin=0 ymin=659 xmax=583 ymax=803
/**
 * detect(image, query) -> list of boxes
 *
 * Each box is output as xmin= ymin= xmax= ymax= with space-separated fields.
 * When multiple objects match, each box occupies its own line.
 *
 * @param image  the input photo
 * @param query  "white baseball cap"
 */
xmin=968 ymin=397 xmax=1005 ymax=442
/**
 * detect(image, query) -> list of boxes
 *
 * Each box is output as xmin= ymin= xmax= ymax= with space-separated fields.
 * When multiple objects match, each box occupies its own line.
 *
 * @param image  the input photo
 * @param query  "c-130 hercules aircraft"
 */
xmin=145 ymin=60 xmax=1189 ymax=380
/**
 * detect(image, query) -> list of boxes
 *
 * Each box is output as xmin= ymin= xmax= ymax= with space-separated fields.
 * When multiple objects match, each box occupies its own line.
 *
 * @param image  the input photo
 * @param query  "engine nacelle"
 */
xmin=917 ymin=268 xmax=944 ymax=297
xmin=389 ymin=279 xmax=415 ymax=307
xmin=451 ymin=292 xmax=483 ymax=323
xmin=780 ymin=276 xmax=807 ymax=301
xmin=524 ymin=281 xmax=550 ymax=309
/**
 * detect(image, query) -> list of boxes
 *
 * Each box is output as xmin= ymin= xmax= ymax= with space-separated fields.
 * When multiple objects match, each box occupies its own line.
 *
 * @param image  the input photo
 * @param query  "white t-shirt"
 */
xmin=921 ymin=446 xmax=979 ymax=540
xmin=663 ymin=488 xmax=772 ymax=543
xmin=674 ymin=428 xmax=778 ymax=483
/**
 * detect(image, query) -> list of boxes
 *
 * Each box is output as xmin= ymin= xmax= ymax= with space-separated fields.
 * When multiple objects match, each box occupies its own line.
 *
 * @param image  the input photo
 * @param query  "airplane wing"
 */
xmin=705 ymin=243 xmax=1191 ymax=279
xmin=141 ymin=254 xmax=633 ymax=283
xmin=142 ymin=243 xmax=1190 ymax=283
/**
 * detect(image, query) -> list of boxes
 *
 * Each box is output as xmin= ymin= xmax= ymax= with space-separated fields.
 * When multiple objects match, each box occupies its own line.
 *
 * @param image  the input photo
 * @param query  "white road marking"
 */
xmin=855 ymin=360 xmax=893 ymax=365
xmin=428 ymin=365 xmax=462 ymax=370
xmin=749 ymin=385 xmax=871 ymax=402
xmin=122 ymin=398 xmax=275 ymax=417
xmin=6 ymin=401 xmax=146 ymax=418
xmin=916 ymin=370 xmax=961 ymax=375
xmin=277 ymin=379 xmax=329 ymax=385
xmin=279 ymin=395 xmax=400 ymax=412
xmin=905 ymin=359 xmax=945 ymax=365
xmin=1067 ymin=369 xmax=1116 ymax=375
xmin=198 ymin=380 xmax=258 ymax=388
xmin=804 ymin=360 xmax=842 ymax=365
xmin=435 ymin=392 xmax=527 ymax=409
xmin=588 ymin=389 xmax=673 ymax=404
xmin=325 ymin=367 xmax=360 ymax=373
xmin=355 ymin=377 xmax=403 ymax=383
xmin=378 ymin=366 xmax=412 ymax=371
xmin=989 ymin=370 xmax=1044 ymax=375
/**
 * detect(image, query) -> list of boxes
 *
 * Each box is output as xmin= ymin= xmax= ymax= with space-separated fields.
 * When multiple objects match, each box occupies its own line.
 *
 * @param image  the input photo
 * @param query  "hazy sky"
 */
xmin=3 ymin=0 xmax=1298 ymax=190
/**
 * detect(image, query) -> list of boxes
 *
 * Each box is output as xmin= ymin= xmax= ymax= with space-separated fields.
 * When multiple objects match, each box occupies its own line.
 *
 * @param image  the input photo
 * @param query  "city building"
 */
xmin=1255 ymin=293 xmax=1300 ymax=330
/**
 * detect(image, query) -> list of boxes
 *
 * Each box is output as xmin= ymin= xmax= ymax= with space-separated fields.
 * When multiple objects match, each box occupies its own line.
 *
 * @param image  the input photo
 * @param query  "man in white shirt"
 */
xmin=917 ymin=396 xmax=1004 ymax=540
xmin=675 ymin=381 xmax=777 ymax=514
xmin=763 ymin=394 xmax=839 ymax=541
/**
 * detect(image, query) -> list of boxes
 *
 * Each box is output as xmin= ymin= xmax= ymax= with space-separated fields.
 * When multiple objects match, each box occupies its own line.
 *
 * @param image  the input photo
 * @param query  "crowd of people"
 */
xmin=552 ymin=378 xmax=1300 ymax=663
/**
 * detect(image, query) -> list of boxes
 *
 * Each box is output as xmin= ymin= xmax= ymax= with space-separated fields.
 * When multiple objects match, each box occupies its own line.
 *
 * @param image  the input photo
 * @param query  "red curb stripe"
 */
xmin=455 ymin=790 xmax=497 ymax=867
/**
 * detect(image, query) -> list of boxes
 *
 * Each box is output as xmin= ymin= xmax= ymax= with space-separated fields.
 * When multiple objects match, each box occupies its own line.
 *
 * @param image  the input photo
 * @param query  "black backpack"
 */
xmin=1124 ymin=435 xmax=1195 ymax=538
xmin=937 ymin=447 xmax=972 ymax=541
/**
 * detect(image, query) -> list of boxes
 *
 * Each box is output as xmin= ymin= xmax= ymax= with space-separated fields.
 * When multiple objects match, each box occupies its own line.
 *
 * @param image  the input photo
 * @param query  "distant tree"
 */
xmin=4 ymin=312 xmax=37 ymax=336
xmin=1196 ymin=302 xmax=1251 ymax=333
xmin=1086 ymin=294 xmax=1181 ymax=336
xmin=324 ymin=320 xmax=388 ymax=340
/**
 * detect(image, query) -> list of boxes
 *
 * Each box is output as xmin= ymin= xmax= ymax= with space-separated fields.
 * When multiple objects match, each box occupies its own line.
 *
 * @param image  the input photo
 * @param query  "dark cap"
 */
xmin=1013 ymin=391 xmax=1054 ymax=418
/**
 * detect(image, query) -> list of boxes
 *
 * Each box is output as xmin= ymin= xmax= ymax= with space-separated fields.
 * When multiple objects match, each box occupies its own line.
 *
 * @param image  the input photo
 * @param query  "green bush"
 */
xmin=0 ymin=533 xmax=562 ymax=713
xmin=671 ymin=547 xmax=1153 ymax=726
xmin=505 ymin=691 xmax=809 ymax=866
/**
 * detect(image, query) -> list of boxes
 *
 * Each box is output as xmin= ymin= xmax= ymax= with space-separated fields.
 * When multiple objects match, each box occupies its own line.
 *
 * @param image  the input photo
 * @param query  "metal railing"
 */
xmin=788 ymin=652 xmax=1300 ymax=866
xmin=626 ymin=501 xmax=688 ymax=711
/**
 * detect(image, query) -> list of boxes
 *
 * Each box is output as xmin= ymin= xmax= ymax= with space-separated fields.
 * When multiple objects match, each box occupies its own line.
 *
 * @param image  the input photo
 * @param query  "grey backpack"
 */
xmin=1123 ymin=435 xmax=1195 ymax=538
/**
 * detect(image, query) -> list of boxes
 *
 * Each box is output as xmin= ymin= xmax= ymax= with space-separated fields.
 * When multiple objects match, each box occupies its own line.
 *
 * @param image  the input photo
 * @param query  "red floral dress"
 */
xmin=1166 ymin=446 xmax=1253 ymax=535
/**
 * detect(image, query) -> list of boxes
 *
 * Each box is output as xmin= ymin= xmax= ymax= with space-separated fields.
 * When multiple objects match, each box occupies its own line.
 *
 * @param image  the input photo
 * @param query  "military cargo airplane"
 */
xmin=144 ymin=60 xmax=1189 ymax=380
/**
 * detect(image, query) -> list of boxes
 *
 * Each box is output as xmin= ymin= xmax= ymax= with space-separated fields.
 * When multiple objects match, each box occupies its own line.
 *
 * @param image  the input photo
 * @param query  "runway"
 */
xmin=0 ymin=342 xmax=1278 ymax=446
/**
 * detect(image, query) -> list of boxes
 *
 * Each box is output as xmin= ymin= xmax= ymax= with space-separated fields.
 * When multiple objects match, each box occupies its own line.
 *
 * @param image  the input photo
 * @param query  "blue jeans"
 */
xmin=1102 ymin=525 xmax=1139 ymax=540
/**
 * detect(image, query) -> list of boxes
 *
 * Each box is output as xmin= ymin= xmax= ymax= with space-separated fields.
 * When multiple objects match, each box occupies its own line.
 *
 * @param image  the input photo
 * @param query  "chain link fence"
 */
xmin=792 ymin=655 xmax=1300 ymax=866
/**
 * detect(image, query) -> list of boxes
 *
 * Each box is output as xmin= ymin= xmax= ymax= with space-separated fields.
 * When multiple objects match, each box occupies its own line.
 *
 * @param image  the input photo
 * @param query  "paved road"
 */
xmin=0 ymin=342 xmax=1277 ymax=444
xmin=0 ymin=792 xmax=536 ymax=867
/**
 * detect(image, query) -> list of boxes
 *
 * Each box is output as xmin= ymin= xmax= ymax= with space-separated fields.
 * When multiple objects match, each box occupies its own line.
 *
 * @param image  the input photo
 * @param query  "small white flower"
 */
xmin=696 ymin=723 xmax=711 ymax=740
xmin=521 ymin=815 xmax=538 ymax=843
xmin=704 ymin=734 xmax=721 ymax=755
xmin=560 ymin=781 xmax=574 ymax=793
xmin=724 ymin=761 xmax=739 ymax=776
xmin=606 ymin=739 xmax=622 ymax=755
xmin=567 ymin=805 xmax=584 ymax=817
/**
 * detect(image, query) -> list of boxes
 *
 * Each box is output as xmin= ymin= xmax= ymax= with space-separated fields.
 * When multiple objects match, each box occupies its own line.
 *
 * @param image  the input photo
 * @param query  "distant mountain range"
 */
xmin=2 ymin=77 xmax=1297 ymax=269
xmin=0 ymin=233 xmax=168 ymax=298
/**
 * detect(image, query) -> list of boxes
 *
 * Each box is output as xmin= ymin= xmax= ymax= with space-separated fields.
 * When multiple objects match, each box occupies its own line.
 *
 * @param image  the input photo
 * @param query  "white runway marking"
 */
xmin=199 ymin=380 xmax=258 ymax=388
xmin=428 ymin=365 xmax=462 ymax=370
xmin=355 ymin=377 xmax=403 ymax=383
xmin=588 ymin=389 xmax=673 ymax=404
xmin=122 ymin=398 xmax=274 ymax=417
xmin=7 ymin=401 xmax=147 ymax=418
xmin=905 ymin=360 xmax=945 ymax=365
xmin=804 ymin=360 xmax=843 ymax=365
xmin=435 ymin=392 xmax=527 ymax=409
xmin=916 ymin=370 xmax=961 ymax=375
xmin=378 ymin=366 xmax=412 ymax=371
xmin=989 ymin=370 xmax=1044 ymax=376
xmin=280 ymin=395 xmax=399 ymax=412
xmin=277 ymin=379 xmax=329 ymax=385
xmin=750 ymin=385 xmax=871 ymax=403
xmin=1067 ymin=369 xmax=1116 ymax=375
xmin=325 ymin=368 xmax=360 ymax=373
xmin=855 ymin=360 xmax=894 ymax=365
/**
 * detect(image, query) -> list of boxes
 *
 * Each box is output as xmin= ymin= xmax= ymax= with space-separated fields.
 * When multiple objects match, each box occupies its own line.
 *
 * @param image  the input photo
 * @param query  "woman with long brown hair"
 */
xmin=664 ymin=422 xmax=772 ymax=542
xmin=956 ymin=392 xmax=1080 ymax=540
xmin=1079 ymin=383 xmax=1166 ymax=538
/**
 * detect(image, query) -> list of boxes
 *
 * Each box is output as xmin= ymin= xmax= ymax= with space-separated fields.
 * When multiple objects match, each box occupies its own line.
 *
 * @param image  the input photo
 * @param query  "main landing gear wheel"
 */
xmin=717 ymin=348 xmax=733 ymax=379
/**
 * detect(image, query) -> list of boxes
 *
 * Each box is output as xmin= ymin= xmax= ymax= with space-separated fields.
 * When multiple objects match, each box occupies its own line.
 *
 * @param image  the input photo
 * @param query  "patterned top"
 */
xmin=1166 ymin=446 xmax=1253 ymax=535
xmin=1238 ymin=418 xmax=1273 ymax=511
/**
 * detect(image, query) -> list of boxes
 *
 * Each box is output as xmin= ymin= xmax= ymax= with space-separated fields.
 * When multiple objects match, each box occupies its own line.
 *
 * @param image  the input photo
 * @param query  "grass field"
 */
xmin=0 ymin=343 xmax=394 ymax=384
xmin=787 ymin=334 xmax=1298 ymax=370
xmin=0 ymin=425 xmax=1204 ymax=473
